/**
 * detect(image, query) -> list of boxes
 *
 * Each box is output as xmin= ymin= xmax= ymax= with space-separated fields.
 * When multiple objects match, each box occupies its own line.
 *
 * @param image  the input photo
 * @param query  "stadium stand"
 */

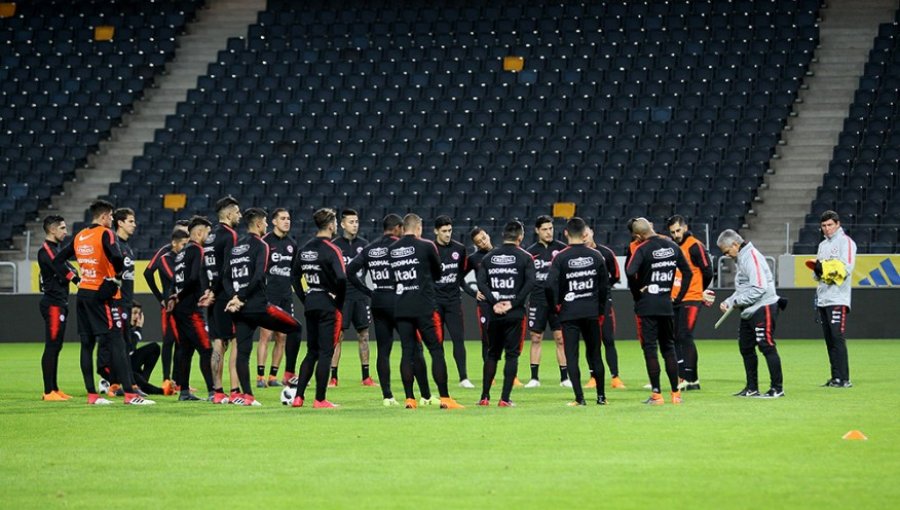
xmin=0 ymin=0 xmax=204 ymax=249
xmin=796 ymin=13 xmax=900 ymax=254
xmin=5 ymin=0 xmax=822 ymax=257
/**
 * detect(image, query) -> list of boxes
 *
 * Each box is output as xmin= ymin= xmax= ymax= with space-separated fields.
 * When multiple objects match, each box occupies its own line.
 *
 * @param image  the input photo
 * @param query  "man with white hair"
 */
xmin=716 ymin=229 xmax=784 ymax=399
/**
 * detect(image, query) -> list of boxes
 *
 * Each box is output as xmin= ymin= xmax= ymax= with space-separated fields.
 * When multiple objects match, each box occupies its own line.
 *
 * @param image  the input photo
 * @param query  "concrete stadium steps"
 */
xmin=745 ymin=0 xmax=897 ymax=255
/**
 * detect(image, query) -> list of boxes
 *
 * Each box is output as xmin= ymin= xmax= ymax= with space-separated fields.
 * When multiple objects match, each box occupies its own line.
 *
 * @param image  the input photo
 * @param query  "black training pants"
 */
xmin=636 ymin=315 xmax=679 ymax=393
xmin=562 ymin=317 xmax=605 ymax=402
xmin=397 ymin=312 xmax=450 ymax=399
xmin=481 ymin=315 xmax=526 ymax=402
xmin=738 ymin=304 xmax=783 ymax=391
xmin=818 ymin=305 xmax=850 ymax=382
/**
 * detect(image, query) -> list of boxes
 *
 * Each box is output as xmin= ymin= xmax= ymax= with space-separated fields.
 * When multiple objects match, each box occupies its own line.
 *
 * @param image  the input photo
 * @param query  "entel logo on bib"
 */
xmin=301 ymin=251 xmax=318 ymax=262
xmin=206 ymin=234 xmax=216 ymax=243
xmin=369 ymin=247 xmax=388 ymax=258
xmin=490 ymin=254 xmax=516 ymax=265
xmin=231 ymin=244 xmax=250 ymax=256
xmin=568 ymin=256 xmax=593 ymax=269
xmin=652 ymin=247 xmax=675 ymax=259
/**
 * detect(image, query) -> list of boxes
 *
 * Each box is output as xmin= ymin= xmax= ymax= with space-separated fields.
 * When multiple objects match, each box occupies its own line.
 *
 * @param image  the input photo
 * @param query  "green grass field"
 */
xmin=1 ymin=338 xmax=898 ymax=509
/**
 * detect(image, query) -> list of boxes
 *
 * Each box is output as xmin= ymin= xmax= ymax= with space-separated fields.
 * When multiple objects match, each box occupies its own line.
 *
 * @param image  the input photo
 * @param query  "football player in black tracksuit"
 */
xmin=390 ymin=214 xmax=464 ymax=409
xmin=583 ymin=226 xmax=626 ymax=390
xmin=347 ymin=214 xmax=404 ymax=404
xmin=127 ymin=302 xmax=165 ymax=396
xmin=432 ymin=215 xmax=472 ymax=387
xmin=625 ymin=218 xmax=692 ymax=405
xmin=144 ymin=223 xmax=190 ymax=393
xmin=332 ymin=208 xmax=374 ymax=387
xmin=463 ymin=227 xmax=494 ymax=361
xmin=37 ymin=215 xmax=79 ymax=400
xmin=204 ymin=196 xmax=241 ymax=399
xmin=168 ymin=216 xmax=218 ymax=402
xmin=287 ymin=208 xmax=347 ymax=408
xmin=257 ymin=208 xmax=301 ymax=387
xmin=475 ymin=221 xmax=535 ymax=407
xmin=525 ymin=215 xmax=570 ymax=388
xmin=546 ymin=218 xmax=610 ymax=406
xmin=223 ymin=208 xmax=302 ymax=406
xmin=96 ymin=208 xmax=139 ymax=393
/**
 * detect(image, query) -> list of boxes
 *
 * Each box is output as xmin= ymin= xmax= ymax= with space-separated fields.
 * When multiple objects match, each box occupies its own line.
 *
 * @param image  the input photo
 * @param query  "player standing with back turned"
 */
xmin=546 ymin=218 xmax=610 ymax=406
xmin=475 ymin=221 xmax=535 ymax=407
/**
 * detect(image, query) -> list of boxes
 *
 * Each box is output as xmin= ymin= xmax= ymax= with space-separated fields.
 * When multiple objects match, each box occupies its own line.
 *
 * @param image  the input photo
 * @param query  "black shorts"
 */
xmin=76 ymin=291 xmax=122 ymax=338
xmin=268 ymin=296 xmax=296 ymax=317
xmin=208 ymin=293 xmax=235 ymax=340
xmin=528 ymin=303 xmax=561 ymax=333
xmin=341 ymin=298 xmax=371 ymax=331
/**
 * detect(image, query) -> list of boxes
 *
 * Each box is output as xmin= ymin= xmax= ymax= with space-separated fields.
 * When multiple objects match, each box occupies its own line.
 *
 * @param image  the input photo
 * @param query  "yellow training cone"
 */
xmin=842 ymin=430 xmax=868 ymax=441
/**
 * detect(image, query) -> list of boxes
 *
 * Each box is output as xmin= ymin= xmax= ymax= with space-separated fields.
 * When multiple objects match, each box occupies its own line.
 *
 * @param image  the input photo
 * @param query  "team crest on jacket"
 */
xmin=552 ymin=250 xmax=560 ymax=257
xmin=451 ymin=252 xmax=459 ymax=260
xmin=287 ymin=245 xmax=294 ymax=253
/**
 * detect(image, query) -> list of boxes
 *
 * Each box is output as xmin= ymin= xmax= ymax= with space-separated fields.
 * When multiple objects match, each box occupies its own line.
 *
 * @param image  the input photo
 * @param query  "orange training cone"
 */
xmin=842 ymin=430 xmax=868 ymax=441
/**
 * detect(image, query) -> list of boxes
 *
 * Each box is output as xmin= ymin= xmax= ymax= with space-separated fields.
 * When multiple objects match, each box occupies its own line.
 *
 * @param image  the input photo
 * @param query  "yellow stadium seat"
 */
xmin=552 ymin=202 xmax=576 ymax=219
xmin=94 ymin=26 xmax=115 ymax=41
xmin=163 ymin=193 xmax=187 ymax=211
xmin=503 ymin=56 xmax=524 ymax=72
xmin=0 ymin=3 xmax=16 ymax=18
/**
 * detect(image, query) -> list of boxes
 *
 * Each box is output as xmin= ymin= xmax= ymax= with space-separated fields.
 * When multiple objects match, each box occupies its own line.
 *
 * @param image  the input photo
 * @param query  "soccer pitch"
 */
xmin=1 ymin=339 xmax=897 ymax=509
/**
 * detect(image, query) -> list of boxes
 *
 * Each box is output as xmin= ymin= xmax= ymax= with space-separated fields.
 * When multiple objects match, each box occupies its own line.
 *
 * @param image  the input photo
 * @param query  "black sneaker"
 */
xmin=684 ymin=381 xmax=701 ymax=391
xmin=842 ymin=380 xmax=853 ymax=388
xmin=733 ymin=387 xmax=760 ymax=397
xmin=566 ymin=400 xmax=587 ymax=407
xmin=822 ymin=378 xmax=840 ymax=387
xmin=756 ymin=388 xmax=785 ymax=399
xmin=178 ymin=392 xmax=201 ymax=401
xmin=596 ymin=395 xmax=608 ymax=405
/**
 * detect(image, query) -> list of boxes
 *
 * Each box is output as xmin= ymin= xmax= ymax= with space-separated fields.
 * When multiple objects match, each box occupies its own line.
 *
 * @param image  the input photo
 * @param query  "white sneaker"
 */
xmin=677 ymin=379 xmax=688 ymax=391
xmin=643 ymin=383 xmax=653 ymax=389
xmin=459 ymin=379 xmax=475 ymax=389
xmin=89 ymin=397 xmax=113 ymax=405
xmin=524 ymin=379 xmax=541 ymax=388
xmin=419 ymin=396 xmax=440 ymax=406
xmin=98 ymin=378 xmax=110 ymax=394
xmin=560 ymin=379 xmax=573 ymax=388
xmin=383 ymin=397 xmax=400 ymax=407
xmin=249 ymin=399 xmax=262 ymax=406
xmin=125 ymin=396 xmax=156 ymax=405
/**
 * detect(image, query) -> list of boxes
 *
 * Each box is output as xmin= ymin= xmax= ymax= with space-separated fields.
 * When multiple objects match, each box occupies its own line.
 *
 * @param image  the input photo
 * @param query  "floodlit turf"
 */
xmin=1 ymin=339 xmax=898 ymax=509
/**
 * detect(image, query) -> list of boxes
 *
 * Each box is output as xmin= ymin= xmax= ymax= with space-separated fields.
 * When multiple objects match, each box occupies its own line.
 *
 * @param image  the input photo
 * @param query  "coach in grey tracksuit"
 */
xmin=813 ymin=210 xmax=857 ymax=388
xmin=717 ymin=230 xmax=784 ymax=398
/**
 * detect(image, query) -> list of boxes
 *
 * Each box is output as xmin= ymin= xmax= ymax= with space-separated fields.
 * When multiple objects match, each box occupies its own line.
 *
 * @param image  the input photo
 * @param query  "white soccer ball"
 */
xmin=280 ymin=386 xmax=296 ymax=405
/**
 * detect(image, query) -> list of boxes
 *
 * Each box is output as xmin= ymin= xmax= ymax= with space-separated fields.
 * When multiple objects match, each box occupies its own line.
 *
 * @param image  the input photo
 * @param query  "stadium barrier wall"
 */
xmin=1 ymin=288 xmax=897 ymax=343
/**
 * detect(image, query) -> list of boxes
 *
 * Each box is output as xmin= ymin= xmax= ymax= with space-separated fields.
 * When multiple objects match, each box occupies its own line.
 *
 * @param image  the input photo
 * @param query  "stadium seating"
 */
xmin=9 ymin=0 xmax=821 ymax=256
xmin=796 ymin=15 xmax=900 ymax=254
xmin=0 ymin=0 xmax=204 ymax=248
